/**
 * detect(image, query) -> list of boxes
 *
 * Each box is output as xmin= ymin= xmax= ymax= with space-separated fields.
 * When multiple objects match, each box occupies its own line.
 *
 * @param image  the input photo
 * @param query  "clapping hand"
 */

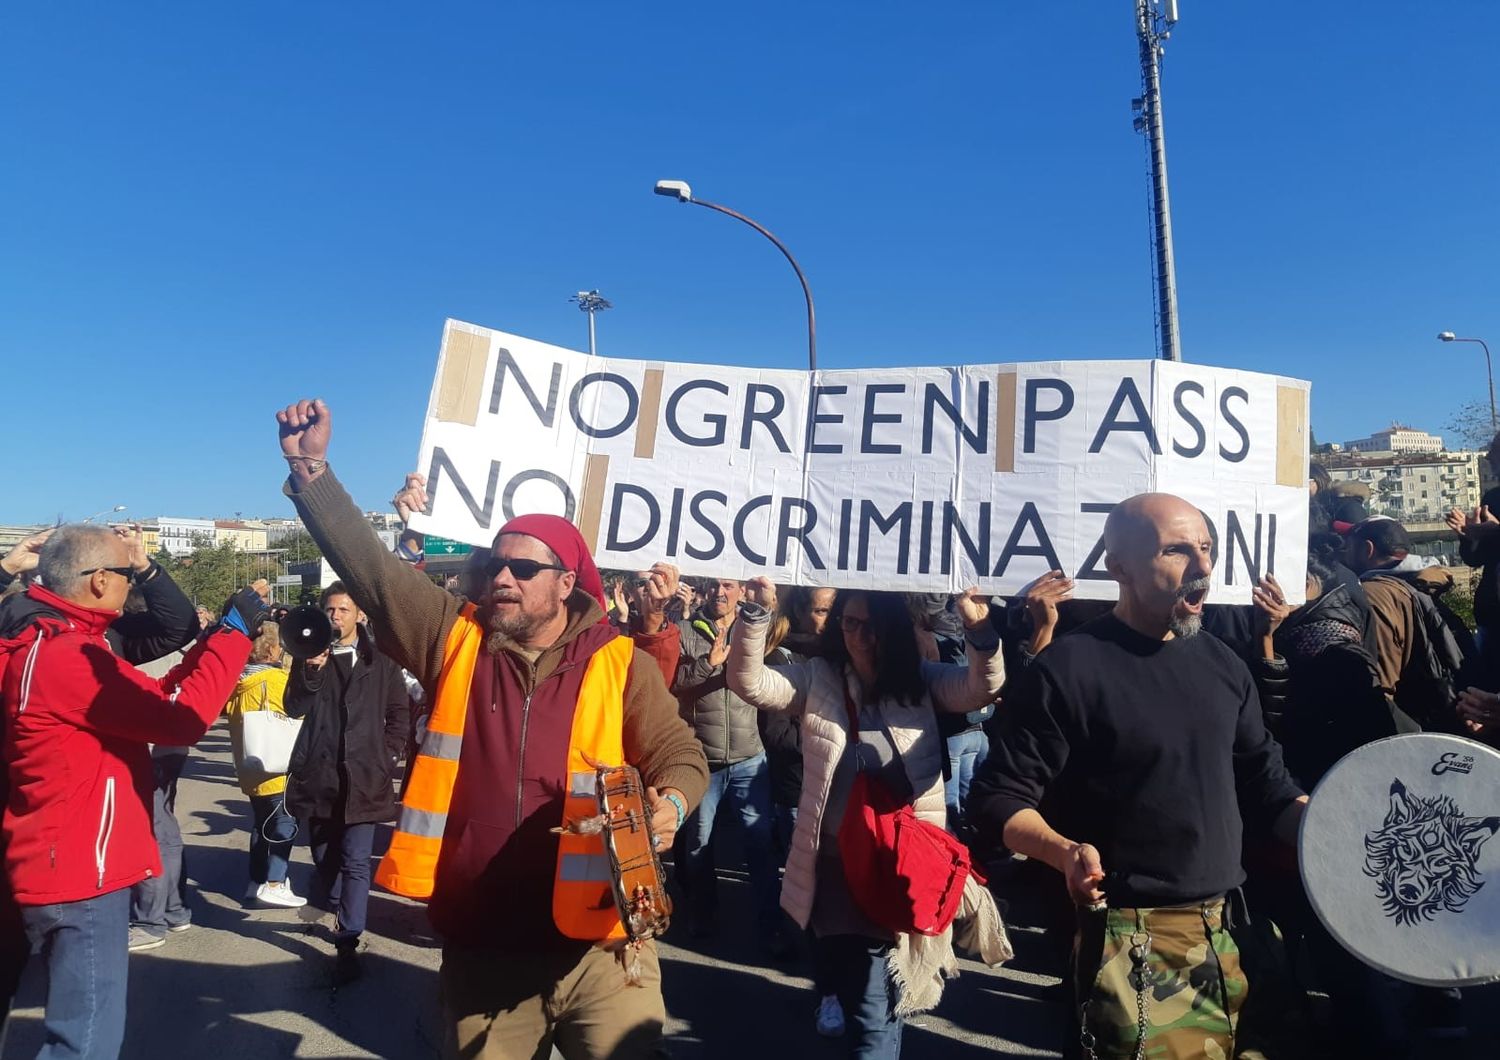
xmin=392 ymin=472 xmax=429 ymax=522
xmin=1446 ymin=505 xmax=1499 ymax=541
xmin=638 ymin=563 xmax=680 ymax=632
xmin=1 ymin=528 xmax=54 ymax=578
xmin=743 ymin=576 xmax=777 ymax=611
xmin=954 ymin=586 xmax=990 ymax=630
xmin=1251 ymin=574 xmax=1294 ymax=637
xmin=114 ymin=524 xmax=150 ymax=574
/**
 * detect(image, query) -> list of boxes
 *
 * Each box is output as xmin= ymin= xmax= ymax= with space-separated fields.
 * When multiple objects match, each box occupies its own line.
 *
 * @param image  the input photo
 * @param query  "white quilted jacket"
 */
xmin=726 ymin=607 xmax=1004 ymax=929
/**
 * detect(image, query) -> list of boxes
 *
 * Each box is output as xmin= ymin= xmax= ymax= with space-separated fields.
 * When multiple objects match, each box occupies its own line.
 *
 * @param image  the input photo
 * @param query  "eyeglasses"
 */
xmin=79 ymin=566 xmax=136 ymax=583
xmin=632 ymin=579 xmax=652 ymax=589
xmin=482 ymin=557 xmax=568 ymax=581
xmin=838 ymin=615 xmax=872 ymax=636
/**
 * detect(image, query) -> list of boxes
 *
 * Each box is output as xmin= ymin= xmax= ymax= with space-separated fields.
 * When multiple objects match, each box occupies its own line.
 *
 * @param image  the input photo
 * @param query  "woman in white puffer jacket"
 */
xmin=727 ymin=577 xmax=1012 ymax=1059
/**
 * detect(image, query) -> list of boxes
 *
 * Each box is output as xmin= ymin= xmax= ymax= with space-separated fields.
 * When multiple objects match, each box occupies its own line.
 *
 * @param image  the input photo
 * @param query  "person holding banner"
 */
xmin=276 ymin=399 xmax=708 ymax=1060
xmin=727 ymin=577 xmax=1011 ymax=1056
xmin=971 ymin=493 xmax=1306 ymax=1060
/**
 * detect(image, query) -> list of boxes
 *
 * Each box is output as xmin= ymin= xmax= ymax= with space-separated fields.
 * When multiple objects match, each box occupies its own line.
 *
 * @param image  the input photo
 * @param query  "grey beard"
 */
xmin=1168 ymin=612 xmax=1202 ymax=639
xmin=484 ymin=605 xmax=537 ymax=653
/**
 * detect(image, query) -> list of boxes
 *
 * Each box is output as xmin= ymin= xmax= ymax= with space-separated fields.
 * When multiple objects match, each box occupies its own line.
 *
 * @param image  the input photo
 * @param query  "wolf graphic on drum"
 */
xmin=1362 ymin=778 xmax=1500 ymax=926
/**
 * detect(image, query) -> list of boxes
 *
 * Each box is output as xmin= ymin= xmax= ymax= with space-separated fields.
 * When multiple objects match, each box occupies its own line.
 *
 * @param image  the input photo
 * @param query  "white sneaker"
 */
xmin=256 ymin=881 xmax=308 ymax=909
xmin=127 ymin=927 xmax=166 ymax=953
xmin=815 ymin=994 xmax=845 ymax=1038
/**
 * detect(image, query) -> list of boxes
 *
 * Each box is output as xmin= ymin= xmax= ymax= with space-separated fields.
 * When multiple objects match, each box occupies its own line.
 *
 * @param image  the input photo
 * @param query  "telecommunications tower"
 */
xmin=1133 ymin=0 xmax=1182 ymax=361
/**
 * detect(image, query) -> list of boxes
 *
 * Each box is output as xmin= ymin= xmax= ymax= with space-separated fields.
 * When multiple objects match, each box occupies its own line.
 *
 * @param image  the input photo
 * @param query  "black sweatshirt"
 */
xmin=972 ymin=612 xmax=1303 ymax=907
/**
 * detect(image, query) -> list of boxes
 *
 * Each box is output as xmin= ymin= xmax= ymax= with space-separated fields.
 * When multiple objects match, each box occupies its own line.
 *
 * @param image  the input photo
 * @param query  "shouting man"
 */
xmin=972 ymin=493 xmax=1306 ymax=1060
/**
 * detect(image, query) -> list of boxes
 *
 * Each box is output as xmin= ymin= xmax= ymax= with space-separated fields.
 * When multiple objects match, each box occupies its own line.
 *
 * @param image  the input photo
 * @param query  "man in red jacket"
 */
xmin=0 ymin=525 xmax=263 ymax=1060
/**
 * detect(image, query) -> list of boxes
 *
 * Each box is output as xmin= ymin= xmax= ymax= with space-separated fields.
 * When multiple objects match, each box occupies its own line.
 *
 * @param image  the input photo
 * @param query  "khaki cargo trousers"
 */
xmin=441 ymin=942 xmax=664 ymax=1059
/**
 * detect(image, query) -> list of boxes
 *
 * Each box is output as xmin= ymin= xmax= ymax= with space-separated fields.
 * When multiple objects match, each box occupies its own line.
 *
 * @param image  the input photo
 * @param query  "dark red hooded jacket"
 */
xmin=0 ymin=586 xmax=251 ymax=905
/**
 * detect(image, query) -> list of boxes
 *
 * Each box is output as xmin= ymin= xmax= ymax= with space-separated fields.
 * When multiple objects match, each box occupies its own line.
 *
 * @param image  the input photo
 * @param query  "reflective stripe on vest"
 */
xmin=552 ymin=634 xmax=634 ymax=941
xmin=373 ymin=604 xmax=483 ymax=899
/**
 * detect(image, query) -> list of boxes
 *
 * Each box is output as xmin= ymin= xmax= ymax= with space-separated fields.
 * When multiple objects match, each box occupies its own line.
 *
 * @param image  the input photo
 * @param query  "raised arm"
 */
xmin=726 ymin=579 xmax=812 ymax=715
xmin=110 ymin=526 xmax=201 ymax=664
xmin=923 ymin=588 xmax=1005 ymax=713
xmin=277 ymin=399 xmax=460 ymax=690
xmin=56 ymin=627 xmax=254 ymax=746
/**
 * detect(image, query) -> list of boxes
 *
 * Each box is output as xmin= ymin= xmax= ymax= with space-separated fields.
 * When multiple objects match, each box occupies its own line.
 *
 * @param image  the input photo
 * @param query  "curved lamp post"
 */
xmin=654 ymin=180 xmax=817 ymax=372
xmin=83 ymin=504 xmax=127 ymax=524
xmin=1439 ymin=331 xmax=1497 ymax=436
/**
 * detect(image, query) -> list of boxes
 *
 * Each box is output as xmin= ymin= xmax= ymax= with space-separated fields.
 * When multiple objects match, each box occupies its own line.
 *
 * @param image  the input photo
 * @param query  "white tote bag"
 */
xmin=241 ymin=684 xmax=301 ymax=775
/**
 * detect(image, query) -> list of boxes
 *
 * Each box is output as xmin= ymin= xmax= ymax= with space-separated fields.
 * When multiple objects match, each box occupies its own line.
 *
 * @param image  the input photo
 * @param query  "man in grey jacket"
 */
xmin=676 ymin=577 xmax=783 ymax=952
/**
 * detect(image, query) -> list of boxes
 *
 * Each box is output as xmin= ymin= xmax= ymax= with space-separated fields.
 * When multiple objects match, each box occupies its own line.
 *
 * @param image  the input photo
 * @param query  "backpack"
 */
xmin=835 ymin=689 xmax=980 ymax=937
xmin=1370 ymin=573 xmax=1469 ymax=732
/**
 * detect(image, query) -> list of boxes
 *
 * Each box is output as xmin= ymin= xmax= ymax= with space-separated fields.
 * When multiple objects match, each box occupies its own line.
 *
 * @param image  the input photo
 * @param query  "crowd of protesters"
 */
xmin=1 ymin=404 xmax=1498 ymax=1059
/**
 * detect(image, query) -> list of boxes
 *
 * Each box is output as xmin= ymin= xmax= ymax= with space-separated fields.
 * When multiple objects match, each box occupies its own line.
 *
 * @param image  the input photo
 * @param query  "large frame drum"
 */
xmin=1299 ymin=733 xmax=1500 ymax=987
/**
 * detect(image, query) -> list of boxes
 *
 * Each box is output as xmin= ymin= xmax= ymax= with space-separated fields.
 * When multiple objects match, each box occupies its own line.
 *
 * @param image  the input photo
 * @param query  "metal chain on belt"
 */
xmin=1128 ymin=929 xmax=1152 ymax=1060
xmin=1077 ymin=924 xmax=1152 ymax=1060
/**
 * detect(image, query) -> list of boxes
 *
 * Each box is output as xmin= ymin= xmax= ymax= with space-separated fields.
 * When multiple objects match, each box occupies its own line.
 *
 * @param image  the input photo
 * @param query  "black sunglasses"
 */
xmin=482 ymin=557 xmax=568 ymax=581
xmin=79 ymin=566 xmax=136 ymax=583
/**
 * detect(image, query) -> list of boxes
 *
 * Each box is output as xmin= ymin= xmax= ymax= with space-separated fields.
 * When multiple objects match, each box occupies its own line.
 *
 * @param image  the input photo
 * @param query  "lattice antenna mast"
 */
xmin=1133 ymin=0 xmax=1182 ymax=361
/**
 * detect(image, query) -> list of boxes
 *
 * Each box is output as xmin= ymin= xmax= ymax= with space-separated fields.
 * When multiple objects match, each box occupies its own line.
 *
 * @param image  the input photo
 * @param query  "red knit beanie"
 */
xmin=493 ymin=514 xmax=607 ymax=617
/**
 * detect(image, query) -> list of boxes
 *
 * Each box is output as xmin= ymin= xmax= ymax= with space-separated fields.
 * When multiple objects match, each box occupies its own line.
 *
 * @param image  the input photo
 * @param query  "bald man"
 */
xmin=972 ymin=493 xmax=1306 ymax=1060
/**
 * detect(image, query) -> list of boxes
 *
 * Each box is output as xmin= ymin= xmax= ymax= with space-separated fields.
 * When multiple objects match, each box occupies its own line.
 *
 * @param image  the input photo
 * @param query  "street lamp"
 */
xmin=568 ymin=290 xmax=613 ymax=356
xmin=83 ymin=504 xmax=127 ymax=524
xmin=1438 ymin=331 xmax=1497 ymax=436
xmin=653 ymin=179 xmax=818 ymax=372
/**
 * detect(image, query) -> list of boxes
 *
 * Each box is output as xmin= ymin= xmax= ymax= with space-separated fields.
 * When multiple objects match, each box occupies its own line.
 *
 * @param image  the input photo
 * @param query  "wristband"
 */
xmin=662 ymin=791 xmax=687 ymax=831
xmin=219 ymin=610 xmax=251 ymax=637
xmin=286 ymin=456 xmax=328 ymax=475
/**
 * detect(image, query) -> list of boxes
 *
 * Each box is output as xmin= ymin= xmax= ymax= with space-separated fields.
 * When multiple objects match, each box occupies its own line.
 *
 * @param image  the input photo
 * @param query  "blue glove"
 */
xmin=219 ymin=588 xmax=270 ymax=639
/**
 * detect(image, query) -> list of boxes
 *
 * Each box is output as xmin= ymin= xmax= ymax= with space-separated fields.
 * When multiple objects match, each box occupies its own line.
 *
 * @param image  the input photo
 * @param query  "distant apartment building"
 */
xmin=1323 ymin=450 xmax=1482 ymax=523
xmin=157 ymin=516 xmax=216 ymax=555
xmin=0 ymin=524 xmax=50 ymax=551
xmin=214 ymin=520 xmax=269 ymax=552
xmin=263 ymin=519 xmax=303 ymax=545
xmin=1343 ymin=425 xmax=1444 ymax=455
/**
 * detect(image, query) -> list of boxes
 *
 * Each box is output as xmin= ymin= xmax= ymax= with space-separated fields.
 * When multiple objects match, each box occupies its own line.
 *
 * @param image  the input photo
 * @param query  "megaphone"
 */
xmin=279 ymin=604 xmax=334 ymax=659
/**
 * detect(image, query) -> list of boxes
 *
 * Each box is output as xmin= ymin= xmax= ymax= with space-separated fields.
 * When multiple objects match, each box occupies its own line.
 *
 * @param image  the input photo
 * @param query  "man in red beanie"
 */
xmin=275 ymin=399 xmax=708 ymax=1060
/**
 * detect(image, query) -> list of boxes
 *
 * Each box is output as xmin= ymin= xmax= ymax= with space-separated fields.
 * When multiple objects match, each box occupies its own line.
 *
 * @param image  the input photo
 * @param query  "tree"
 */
xmin=155 ymin=540 xmax=242 ymax=608
xmin=276 ymin=528 xmax=323 ymax=567
xmin=1445 ymin=400 xmax=1496 ymax=452
xmin=154 ymin=536 xmax=285 ymax=608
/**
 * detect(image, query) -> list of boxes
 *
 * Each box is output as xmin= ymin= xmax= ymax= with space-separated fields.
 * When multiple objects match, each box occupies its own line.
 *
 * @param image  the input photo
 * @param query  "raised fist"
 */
xmin=276 ymin=399 xmax=332 ymax=463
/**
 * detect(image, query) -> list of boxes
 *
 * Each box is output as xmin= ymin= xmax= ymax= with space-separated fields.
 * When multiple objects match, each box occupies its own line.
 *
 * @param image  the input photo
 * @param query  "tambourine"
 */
xmin=595 ymin=764 xmax=673 ymax=943
xmin=1299 ymin=733 xmax=1500 ymax=986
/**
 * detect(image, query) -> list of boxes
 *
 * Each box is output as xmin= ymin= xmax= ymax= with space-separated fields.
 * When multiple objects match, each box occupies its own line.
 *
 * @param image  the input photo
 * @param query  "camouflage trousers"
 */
xmin=1072 ymin=898 xmax=1247 ymax=1060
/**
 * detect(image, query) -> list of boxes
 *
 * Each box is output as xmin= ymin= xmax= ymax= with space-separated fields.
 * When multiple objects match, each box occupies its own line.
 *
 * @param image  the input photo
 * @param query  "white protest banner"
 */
xmin=408 ymin=320 xmax=1311 ymax=604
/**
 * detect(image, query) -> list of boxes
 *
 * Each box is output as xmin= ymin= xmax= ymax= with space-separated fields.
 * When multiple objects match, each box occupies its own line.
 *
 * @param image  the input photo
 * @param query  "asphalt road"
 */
xmin=8 ymin=723 xmax=1500 ymax=1059
xmin=0 ymin=723 xmax=1068 ymax=1058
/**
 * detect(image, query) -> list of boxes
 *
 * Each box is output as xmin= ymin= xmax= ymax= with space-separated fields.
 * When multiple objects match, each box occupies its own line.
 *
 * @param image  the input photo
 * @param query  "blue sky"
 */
xmin=4 ymin=2 xmax=1496 ymax=523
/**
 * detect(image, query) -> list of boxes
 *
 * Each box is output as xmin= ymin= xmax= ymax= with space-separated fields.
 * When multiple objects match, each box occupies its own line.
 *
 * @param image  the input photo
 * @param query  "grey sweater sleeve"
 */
xmin=283 ymin=469 xmax=460 ymax=692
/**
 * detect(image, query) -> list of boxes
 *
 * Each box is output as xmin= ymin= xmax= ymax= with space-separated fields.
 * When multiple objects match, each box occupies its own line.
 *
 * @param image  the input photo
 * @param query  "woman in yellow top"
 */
xmin=224 ymin=624 xmax=306 ymax=908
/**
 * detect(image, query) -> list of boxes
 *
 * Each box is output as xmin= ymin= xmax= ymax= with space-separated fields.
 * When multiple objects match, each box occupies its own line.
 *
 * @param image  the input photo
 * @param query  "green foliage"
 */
xmin=276 ymin=528 xmax=323 ymax=566
xmin=155 ymin=538 xmax=279 ymax=608
xmin=1446 ymin=584 xmax=1477 ymax=632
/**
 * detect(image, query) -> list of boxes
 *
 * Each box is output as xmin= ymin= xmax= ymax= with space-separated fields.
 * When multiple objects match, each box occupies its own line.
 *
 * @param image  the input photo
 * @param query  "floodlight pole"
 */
xmin=1135 ymin=0 xmax=1182 ymax=362
xmin=569 ymin=290 xmax=613 ymax=355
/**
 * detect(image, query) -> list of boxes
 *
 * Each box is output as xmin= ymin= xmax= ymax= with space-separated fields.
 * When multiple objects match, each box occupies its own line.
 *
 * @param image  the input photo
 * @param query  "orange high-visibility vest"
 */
xmin=374 ymin=606 xmax=635 ymax=943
